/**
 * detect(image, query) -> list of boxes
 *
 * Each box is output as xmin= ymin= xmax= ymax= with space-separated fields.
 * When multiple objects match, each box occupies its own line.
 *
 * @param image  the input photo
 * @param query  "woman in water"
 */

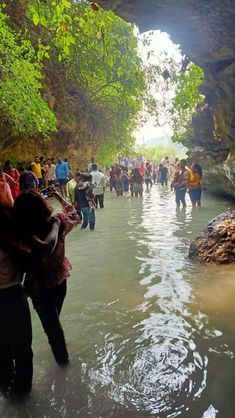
xmin=13 ymin=190 xmax=79 ymax=365
xmin=133 ymin=168 xmax=144 ymax=198
xmin=0 ymin=196 xmax=33 ymax=397
xmin=188 ymin=163 xmax=203 ymax=207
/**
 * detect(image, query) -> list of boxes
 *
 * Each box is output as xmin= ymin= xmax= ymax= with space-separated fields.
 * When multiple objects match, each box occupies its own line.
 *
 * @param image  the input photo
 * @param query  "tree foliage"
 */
xmin=0 ymin=0 xmax=204 ymax=161
xmin=139 ymin=145 xmax=185 ymax=163
xmin=172 ymin=63 xmax=204 ymax=142
xmin=0 ymin=4 xmax=57 ymax=135
xmin=138 ymin=31 xmax=204 ymax=144
xmin=26 ymin=0 xmax=145 ymax=163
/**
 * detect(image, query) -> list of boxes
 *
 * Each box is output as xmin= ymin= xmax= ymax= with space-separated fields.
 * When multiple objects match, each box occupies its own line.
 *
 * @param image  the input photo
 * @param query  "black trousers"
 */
xmin=0 ymin=284 xmax=33 ymax=394
xmin=33 ymin=280 xmax=69 ymax=365
xmin=94 ymin=193 xmax=104 ymax=208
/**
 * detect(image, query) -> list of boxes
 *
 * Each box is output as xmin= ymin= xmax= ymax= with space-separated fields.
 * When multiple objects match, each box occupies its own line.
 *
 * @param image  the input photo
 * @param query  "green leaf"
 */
xmin=32 ymin=13 xmax=40 ymax=26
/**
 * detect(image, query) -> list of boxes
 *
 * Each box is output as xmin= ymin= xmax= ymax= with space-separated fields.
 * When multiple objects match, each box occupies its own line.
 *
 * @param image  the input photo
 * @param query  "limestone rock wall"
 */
xmin=0 ymin=1 xmax=102 ymax=171
xmin=98 ymin=0 xmax=235 ymax=196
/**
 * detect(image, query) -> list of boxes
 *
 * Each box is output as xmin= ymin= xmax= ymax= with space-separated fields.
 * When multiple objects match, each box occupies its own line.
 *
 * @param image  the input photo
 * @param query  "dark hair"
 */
xmin=180 ymin=159 xmax=187 ymax=166
xmin=3 ymin=160 xmax=14 ymax=172
xmin=13 ymin=191 xmax=53 ymax=239
xmin=133 ymin=168 xmax=143 ymax=183
xmin=91 ymin=163 xmax=98 ymax=171
xmin=80 ymin=172 xmax=92 ymax=182
xmin=192 ymin=163 xmax=203 ymax=176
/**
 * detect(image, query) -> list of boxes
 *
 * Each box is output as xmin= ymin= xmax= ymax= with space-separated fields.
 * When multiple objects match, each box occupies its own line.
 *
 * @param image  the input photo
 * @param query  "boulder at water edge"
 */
xmin=189 ymin=208 xmax=235 ymax=264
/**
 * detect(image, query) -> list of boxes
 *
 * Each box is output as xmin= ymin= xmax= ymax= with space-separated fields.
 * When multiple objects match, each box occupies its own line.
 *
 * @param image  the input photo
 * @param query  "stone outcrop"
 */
xmin=189 ymin=208 xmax=235 ymax=264
xmin=0 ymin=63 xmax=101 ymax=171
xmin=1 ymin=1 xmax=102 ymax=170
xmin=98 ymin=0 xmax=235 ymax=196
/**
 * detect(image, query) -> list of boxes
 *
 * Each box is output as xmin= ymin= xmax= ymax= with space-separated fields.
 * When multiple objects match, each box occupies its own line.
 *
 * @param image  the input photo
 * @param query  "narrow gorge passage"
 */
xmin=1 ymin=188 xmax=235 ymax=418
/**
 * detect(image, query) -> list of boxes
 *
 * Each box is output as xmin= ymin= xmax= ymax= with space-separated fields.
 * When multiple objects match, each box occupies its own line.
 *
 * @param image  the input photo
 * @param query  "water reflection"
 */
xmin=1 ymin=188 xmax=235 ymax=417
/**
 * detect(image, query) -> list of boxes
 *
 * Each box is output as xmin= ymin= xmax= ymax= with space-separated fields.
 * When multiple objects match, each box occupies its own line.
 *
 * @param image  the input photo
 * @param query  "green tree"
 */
xmin=27 ymin=0 xmax=145 ymax=162
xmin=172 ymin=63 xmax=204 ymax=142
xmin=0 ymin=4 xmax=57 ymax=135
xmin=139 ymin=145 xmax=185 ymax=162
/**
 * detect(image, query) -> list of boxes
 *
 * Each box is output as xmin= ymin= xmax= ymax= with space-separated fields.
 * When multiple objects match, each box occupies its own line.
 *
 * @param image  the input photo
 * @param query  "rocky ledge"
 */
xmin=189 ymin=209 xmax=235 ymax=264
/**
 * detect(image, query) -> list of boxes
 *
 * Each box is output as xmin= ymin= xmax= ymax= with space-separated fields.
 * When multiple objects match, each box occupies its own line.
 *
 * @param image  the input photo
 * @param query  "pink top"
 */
xmin=33 ymin=203 xmax=79 ymax=289
xmin=6 ymin=168 xmax=20 ymax=199
xmin=0 ymin=173 xmax=14 ymax=206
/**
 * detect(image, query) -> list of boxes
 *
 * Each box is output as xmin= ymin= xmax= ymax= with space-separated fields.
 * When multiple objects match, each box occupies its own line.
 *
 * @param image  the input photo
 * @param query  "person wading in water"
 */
xmin=13 ymin=190 xmax=79 ymax=366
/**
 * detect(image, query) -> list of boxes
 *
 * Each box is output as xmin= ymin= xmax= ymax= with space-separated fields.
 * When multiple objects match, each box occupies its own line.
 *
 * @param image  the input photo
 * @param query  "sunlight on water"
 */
xmin=1 ymin=187 xmax=235 ymax=417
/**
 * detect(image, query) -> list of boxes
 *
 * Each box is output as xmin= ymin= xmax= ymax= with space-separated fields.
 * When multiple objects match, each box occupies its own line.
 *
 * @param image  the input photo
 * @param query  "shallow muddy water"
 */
xmin=1 ymin=187 xmax=235 ymax=417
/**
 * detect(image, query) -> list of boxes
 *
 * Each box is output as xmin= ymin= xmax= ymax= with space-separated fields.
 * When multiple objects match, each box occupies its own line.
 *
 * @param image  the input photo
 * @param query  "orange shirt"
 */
xmin=188 ymin=171 xmax=202 ymax=189
xmin=31 ymin=162 xmax=42 ymax=179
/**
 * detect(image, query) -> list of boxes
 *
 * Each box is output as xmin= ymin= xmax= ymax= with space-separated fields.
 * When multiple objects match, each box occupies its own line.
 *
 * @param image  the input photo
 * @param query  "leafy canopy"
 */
xmin=172 ymin=63 xmax=204 ymax=142
xmin=0 ymin=4 xmax=57 ymax=135
xmin=27 ymin=0 xmax=145 ymax=164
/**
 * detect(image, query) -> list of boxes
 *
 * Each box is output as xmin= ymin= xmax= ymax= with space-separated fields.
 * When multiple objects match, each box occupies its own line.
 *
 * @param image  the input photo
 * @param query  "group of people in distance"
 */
xmin=107 ymin=155 xmax=203 ymax=208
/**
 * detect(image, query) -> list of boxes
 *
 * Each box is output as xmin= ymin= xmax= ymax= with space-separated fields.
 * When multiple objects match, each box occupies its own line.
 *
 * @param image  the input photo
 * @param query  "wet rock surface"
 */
xmin=189 ymin=208 xmax=235 ymax=264
xmin=98 ymin=0 xmax=235 ymax=197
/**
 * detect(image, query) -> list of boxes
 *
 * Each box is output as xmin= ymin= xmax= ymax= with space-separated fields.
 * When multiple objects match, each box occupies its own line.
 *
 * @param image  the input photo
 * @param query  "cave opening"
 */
xmin=135 ymin=28 xmax=201 ymax=160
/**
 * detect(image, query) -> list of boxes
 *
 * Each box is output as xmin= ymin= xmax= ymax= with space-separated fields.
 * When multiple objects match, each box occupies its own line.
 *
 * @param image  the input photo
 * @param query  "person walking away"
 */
xmin=109 ymin=166 xmax=116 ymax=191
xmin=144 ymin=162 xmax=153 ymax=190
xmin=91 ymin=164 xmax=106 ymax=208
xmin=139 ymin=161 xmax=145 ymax=176
xmin=152 ymin=164 xmax=158 ymax=184
xmin=31 ymin=156 xmax=43 ymax=190
xmin=75 ymin=174 xmax=96 ymax=230
xmin=44 ymin=158 xmax=56 ymax=188
xmin=0 ymin=200 xmax=33 ymax=397
xmin=56 ymin=157 xmax=69 ymax=198
xmin=129 ymin=170 xmax=134 ymax=197
xmin=19 ymin=166 xmax=39 ymax=192
xmin=159 ymin=163 xmax=168 ymax=186
xmin=13 ymin=190 xmax=79 ymax=366
xmin=88 ymin=157 xmax=96 ymax=173
xmin=188 ymin=163 xmax=203 ymax=207
xmin=122 ymin=169 xmax=129 ymax=192
xmin=172 ymin=159 xmax=190 ymax=208
xmin=3 ymin=160 xmax=20 ymax=199
xmin=133 ymin=168 xmax=143 ymax=198
xmin=115 ymin=169 xmax=124 ymax=197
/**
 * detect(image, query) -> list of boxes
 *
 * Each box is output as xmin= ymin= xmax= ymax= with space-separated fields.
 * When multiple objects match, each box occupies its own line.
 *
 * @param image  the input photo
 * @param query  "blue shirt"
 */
xmin=56 ymin=162 xmax=69 ymax=180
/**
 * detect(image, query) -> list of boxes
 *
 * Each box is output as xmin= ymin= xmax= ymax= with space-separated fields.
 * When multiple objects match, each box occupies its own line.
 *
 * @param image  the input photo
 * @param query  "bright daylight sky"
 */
xmin=135 ymin=30 xmax=182 ymax=147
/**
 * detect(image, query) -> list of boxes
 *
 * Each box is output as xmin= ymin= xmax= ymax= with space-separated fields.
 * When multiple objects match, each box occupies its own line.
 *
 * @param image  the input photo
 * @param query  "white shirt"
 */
xmin=91 ymin=170 xmax=106 ymax=195
xmin=45 ymin=164 xmax=56 ymax=180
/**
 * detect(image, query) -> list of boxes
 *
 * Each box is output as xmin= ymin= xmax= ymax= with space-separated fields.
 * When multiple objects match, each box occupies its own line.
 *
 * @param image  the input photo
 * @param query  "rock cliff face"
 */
xmin=98 ymin=0 xmax=235 ymax=196
xmin=189 ymin=208 xmax=235 ymax=264
xmin=0 ymin=64 xmax=101 ymax=170
xmin=1 ymin=1 xmax=102 ymax=170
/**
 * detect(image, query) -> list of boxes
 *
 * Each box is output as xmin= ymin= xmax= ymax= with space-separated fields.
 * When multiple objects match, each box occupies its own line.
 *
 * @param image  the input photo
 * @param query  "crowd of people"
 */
xmin=107 ymin=155 xmax=203 ymax=208
xmin=0 ymin=152 xmax=203 ymax=398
